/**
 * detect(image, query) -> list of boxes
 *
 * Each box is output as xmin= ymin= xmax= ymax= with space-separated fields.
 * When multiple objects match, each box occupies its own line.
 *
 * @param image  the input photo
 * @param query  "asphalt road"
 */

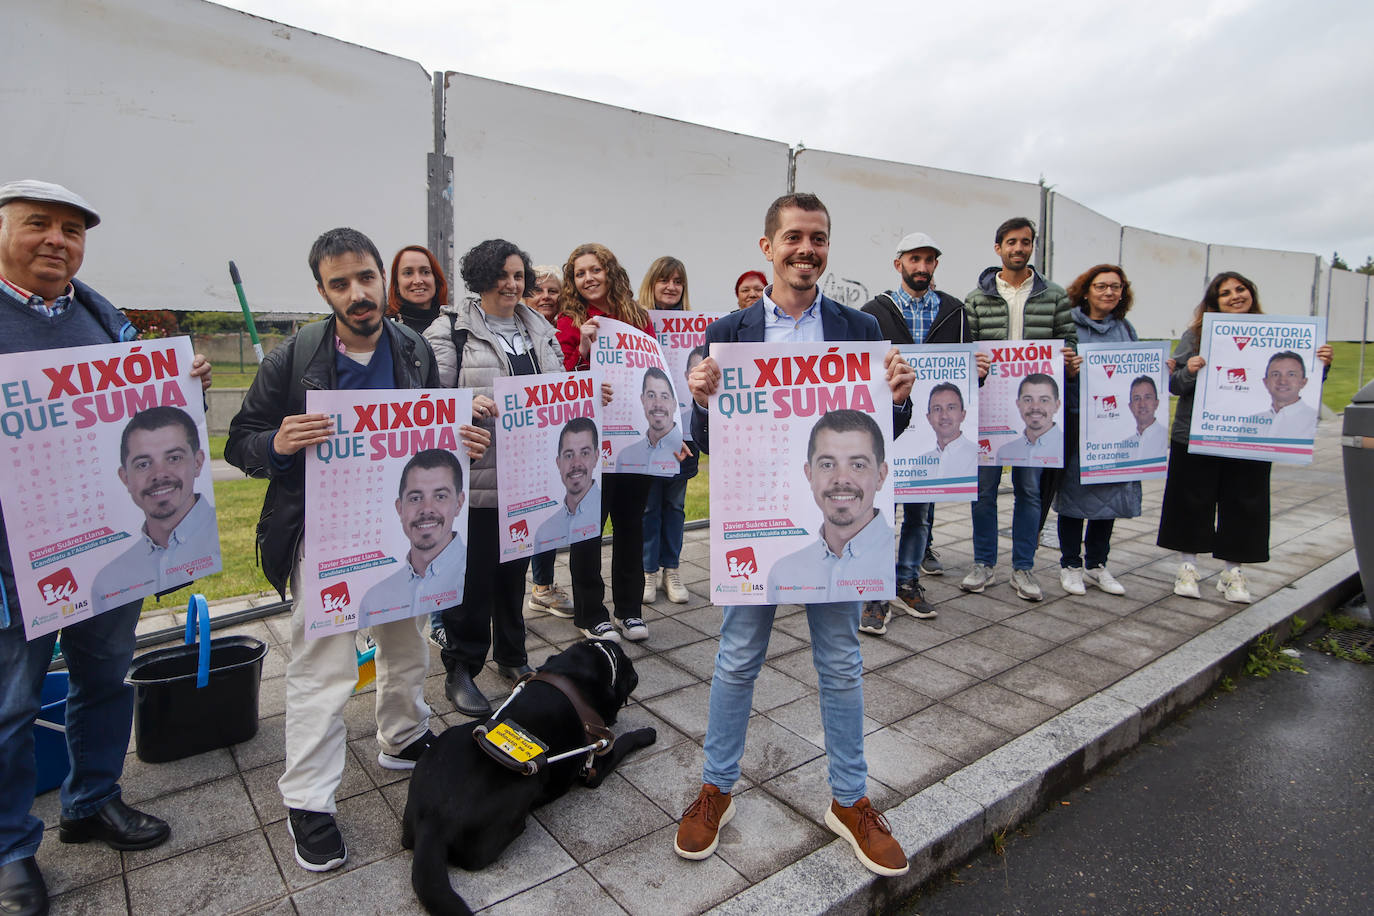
xmin=904 ymin=625 xmax=1374 ymax=916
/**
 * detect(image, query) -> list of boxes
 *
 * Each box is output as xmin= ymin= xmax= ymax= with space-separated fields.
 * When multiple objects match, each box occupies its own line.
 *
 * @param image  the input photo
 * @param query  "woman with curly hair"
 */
xmin=1052 ymin=265 xmax=1141 ymax=597
xmin=387 ymin=245 xmax=449 ymax=335
xmin=1157 ymin=271 xmax=1332 ymax=604
xmin=421 ymin=238 xmax=563 ymax=718
xmin=637 ymin=256 xmax=696 ymax=605
xmin=555 ymin=243 xmax=677 ymax=642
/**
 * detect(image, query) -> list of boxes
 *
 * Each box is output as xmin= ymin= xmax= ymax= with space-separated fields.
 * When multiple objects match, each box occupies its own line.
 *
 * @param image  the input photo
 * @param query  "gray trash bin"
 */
xmin=1342 ymin=378 xmax=1374 ymax=596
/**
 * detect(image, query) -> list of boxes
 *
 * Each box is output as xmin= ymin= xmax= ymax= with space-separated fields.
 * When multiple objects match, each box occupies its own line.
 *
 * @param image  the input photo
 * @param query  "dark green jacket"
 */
xmin=964 ymin=266 xmax=1076 ymax=347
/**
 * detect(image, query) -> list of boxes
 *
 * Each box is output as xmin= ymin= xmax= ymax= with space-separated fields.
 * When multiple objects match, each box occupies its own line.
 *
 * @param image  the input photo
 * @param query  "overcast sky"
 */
xmin=222 ymin=0 xmax=1374 ymax=267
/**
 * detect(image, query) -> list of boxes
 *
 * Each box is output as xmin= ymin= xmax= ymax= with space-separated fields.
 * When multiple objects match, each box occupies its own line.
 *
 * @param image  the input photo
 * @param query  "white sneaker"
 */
xmin=621 ymin=617 xmax=650 ymax=641
xmin=1059 ymin=566 xmax=1086 ymax=595
xmin=643 ymin=570 xmax=658 ymax=605
xmin=960 ymin=563 xmax=995 ymax=593
xmin=1086 ymin=566 xmax=1125 ymax=596
xmin=1173 ymin=562 xmax=1200 ymax=599
xmin=1039 ymin=528 xmax=1058 ymax=549
xmin=1010 ymin=569 xmax=1043 ymax=602
xmin=579 ymin=621 xmax=622 ymax=642
xmin=663 ymin=568 xmax=689 ymax=603
xmin=1217 ymin=567 xmax=1252 ymax=604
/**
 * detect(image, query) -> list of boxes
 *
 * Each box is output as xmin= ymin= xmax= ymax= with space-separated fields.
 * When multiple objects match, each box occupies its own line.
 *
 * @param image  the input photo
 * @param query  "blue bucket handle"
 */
xmin=184 ymin=594 xmax=211 ymax=688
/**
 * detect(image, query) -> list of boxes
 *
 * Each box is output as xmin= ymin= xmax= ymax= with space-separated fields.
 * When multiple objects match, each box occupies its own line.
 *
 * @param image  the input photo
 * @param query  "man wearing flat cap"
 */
xmin=859 ymin=231 xmax=982 ymax=631
xmin=0 ymin=179 xmax=212 ymax=916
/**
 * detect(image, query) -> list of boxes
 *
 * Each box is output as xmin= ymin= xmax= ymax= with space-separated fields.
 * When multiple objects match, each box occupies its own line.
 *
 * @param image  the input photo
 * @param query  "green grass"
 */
xmin=211 ymin=370 xmax=259 ymax=389
xmin=1322 ymin=340 xmax=1367 ymax=413
xmin=686 ymin=453 xmax=709 ymax=521
xmin=141 ymin=477 xmax=275 ymax=610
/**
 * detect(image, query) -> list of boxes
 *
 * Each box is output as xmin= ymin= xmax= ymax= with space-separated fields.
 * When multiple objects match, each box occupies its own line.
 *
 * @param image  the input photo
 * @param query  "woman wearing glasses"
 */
xmin=1053 ymin=265 xmax=1141 ymax=597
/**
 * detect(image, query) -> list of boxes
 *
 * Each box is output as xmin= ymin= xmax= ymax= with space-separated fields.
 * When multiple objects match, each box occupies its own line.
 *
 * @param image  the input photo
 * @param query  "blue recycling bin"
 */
xmin=34 ymin=670 xmax=70 ymax=794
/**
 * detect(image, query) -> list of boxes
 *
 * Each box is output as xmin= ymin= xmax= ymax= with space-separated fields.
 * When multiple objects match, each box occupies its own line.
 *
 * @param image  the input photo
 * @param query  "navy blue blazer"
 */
xmin=690 ymin=294 xmax=911 ymax=451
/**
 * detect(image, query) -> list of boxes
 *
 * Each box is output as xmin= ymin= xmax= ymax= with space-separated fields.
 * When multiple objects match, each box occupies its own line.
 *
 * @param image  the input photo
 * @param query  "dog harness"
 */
xmin=472 ymin=641 xmax=619 ymax=778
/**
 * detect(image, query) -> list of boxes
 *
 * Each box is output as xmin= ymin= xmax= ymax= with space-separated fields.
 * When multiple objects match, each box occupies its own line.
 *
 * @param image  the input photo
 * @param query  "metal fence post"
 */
xmin=428 ymin=71 xmax=455 ymax=294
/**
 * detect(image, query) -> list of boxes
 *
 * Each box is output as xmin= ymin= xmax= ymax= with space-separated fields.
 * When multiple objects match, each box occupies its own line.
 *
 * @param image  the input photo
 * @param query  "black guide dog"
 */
xmin=403 ymin=639 xmax=656 ymax=915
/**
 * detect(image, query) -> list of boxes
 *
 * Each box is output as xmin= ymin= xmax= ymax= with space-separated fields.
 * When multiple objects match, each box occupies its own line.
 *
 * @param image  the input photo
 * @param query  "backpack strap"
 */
xmin=449 ymin=313 xmax=470 ymax=380
xmin=290 ymin=319 xmax=332 ymax=405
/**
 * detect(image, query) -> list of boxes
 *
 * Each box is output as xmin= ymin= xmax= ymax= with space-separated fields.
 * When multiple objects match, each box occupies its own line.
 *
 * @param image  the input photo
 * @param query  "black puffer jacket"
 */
xmin=860 ymin=289 xmax=970 ymax=345
xmin=225 ymin=317 xmax=438 ymax=596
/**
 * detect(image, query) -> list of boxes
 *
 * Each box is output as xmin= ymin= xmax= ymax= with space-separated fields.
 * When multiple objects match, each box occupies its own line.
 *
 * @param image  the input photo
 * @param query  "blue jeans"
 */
xmin=642 ymin=471 xmax=690 ymax=572
xmin=895 ymin=503 xmax=934 ymax=583
xmin=530 ymin=550 xmax=556 ymax=587
xmin=972 ymin=465 xmax=1042 ymax=571
xmin=0 ymin=600 xmax=141 ymax=863
xmin=703 ymin=602 xmax=866 ymax=805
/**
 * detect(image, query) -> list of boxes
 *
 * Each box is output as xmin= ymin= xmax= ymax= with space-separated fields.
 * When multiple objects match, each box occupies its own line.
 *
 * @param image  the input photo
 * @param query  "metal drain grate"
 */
xmin=1324 ymin=627 xmax=1374 ymax=654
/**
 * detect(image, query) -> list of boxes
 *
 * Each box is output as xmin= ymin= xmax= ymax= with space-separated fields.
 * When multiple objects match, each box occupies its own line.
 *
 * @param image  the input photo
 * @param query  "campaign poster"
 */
xmin=649 ymin=309 xmax=729 ymax=442
xmin=891 ymin=344 xmax=979 ymax=502
xmin=1078 ymin=342 xmax=1170 ymax=484
xmin=0 ymin=338 xmax=221 ymax=640
xmin=976 ymin=339 xmax=1066 ymax=468
xmin=302 ymin=388 xmax=472 ymax=639
xmin=590 ymin=317 xmax=682 ymax=476
xmin=709 ymin=341 xmax=895 ymax=605
xmin=1189 ymin=313 xmax=1326 ymax=465
xmin=493 ymin=371 xmax=603 ymax=561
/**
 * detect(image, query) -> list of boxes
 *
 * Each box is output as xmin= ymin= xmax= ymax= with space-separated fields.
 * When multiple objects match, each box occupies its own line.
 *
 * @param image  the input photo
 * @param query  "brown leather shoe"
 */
xmin=825 ymin=797 xmax=909 ymax=876
xmin=673 ymin=783 xmax=734 ymax=860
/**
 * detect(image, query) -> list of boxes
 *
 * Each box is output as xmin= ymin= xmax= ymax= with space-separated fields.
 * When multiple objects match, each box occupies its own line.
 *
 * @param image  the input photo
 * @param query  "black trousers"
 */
xmin=570 ymin=473 xmax=651 ymax=629
xmin=442 ymin=507 xmax=530 ymax=676
xmin=1058 ymin=516 xmax=1115 ymax=569
xmin=1156 ymin=441 xmax=1271 ymax=564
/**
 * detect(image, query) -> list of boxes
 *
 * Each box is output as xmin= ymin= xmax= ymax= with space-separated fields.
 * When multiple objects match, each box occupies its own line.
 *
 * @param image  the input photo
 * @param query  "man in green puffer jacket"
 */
xmin=959 ymin=217 xmax=1079 ymax=603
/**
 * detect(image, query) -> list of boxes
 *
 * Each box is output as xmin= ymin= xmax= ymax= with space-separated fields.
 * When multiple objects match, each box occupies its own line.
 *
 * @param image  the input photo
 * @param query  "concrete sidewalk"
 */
xmin=35 ymin=423 xmax=1357 ymax=915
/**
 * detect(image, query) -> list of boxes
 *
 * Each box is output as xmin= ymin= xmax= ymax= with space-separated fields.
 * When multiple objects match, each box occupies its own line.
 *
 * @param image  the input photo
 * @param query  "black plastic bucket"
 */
xmin=125 ymin=596 xmax=268 ymax=763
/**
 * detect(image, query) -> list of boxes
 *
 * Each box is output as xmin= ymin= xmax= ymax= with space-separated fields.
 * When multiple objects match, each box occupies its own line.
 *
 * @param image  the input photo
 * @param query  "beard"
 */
xmin=902 ymin=269 xmax=931 ymax=293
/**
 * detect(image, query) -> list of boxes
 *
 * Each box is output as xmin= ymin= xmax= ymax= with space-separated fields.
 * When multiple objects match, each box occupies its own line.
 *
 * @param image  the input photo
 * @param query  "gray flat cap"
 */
xmin=0 ymin=179 xmax=101 ymax=228
xmin=895 ymin=231 xmax=940 ymax=257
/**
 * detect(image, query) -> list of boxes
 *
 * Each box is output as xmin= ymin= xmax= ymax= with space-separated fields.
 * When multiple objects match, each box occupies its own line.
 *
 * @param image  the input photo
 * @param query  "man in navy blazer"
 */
xmin=674 ymin=193 xmax=916 ymax=878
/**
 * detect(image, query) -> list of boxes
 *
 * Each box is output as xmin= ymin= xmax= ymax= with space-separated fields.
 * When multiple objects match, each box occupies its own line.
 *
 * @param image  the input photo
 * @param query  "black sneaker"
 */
xmin=896 ymin=580 xmax=938 ymax=619
xmin=287 ymin=809 xmax=347 ymax=872
xmin=919 ymin=548 xmax=943 ymax=577
xmin=428 ymin=625 xmax=450 ymax=652
xmin=377 ymin=729 xmax=436 ymax=771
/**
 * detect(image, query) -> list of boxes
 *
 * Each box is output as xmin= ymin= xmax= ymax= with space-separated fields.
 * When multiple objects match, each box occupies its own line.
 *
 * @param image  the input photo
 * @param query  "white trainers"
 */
xmin=960 ymin=563 xmax=995 ymax=593
xmin=1173 ymin=562 xmax=1201 ymax=599
xmin=1010 ymin=569 xmax=1043 ymax=601
xmin=1086 ymin=566 xmax=1126 ymax=596
xmin=1217 ymin=567 xmax=1252 ymax=604
xmin=1059 ymin=566 xmax=1086 ymax=595
xmin=663 ymin=568 xmax=689 ymax=603
xmin=579 ymin=621 xmax=621 ymax=642
xmin=621 ymin=617 xmax=650 ymax=641
xmin=1039 ymin=527 xmax=1058 ymax=549
xmin=643 ymin=570 xmax=658 ymax=605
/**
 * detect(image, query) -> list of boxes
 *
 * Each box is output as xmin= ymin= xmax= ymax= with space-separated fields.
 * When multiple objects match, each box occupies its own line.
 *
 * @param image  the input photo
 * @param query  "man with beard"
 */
xmin=960 ymin=217 xmax=1077 ymax=602
xmin=765 ymin=409 xmax=894 ymax=599
xmin=615 ymin=366 xmax=683 ymax=474
xmin=861 ymin=232 xmax=981 ymax=626
xmin=91 ymin=406 xmax=218 ymax=612
xmin=1121 ymin=375 xmax=1167 ymax=459
xmin=227 ymin=227 xmax=489 ymax=874
xmin=1245 ymin=351 xmax=1318 ymax=439
xmin=678 ymin=193 xmax=915 ymax=879
xmin=359 ymin=450 xmax=467 ymax=625
xmin=534 ymin=417 xmax=602 ymax=552
xmin=997 ymin=374 xmax=1064 ymax=462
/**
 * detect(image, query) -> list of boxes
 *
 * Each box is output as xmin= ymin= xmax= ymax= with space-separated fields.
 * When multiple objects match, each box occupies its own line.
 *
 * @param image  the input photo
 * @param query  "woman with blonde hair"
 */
xmin=526 ymin=265 xmax=562 ymax=325
xmin=555 ymin=243 xmax=676 ymax=642
xmin=637 ymin=256 xmax=696 ymax=604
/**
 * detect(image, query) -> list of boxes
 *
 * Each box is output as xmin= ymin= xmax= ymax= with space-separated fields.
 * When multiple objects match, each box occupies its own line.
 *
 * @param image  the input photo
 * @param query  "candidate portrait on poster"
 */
xmin=1123 ymin=376 xmax=1168 ymax=459
xmin=90 ymin=405 xmax=218 ymax=612
xmin=890 ymin=344 xmax=978 ymax=502
xmin=1189 ymin=313 xmax=1326 ymax=465
xmin=356 ymin=448 xmax=467 ymax=624
xmin=976 ymin=340 xmax=1066 ymax=468
xmin=651 ymin=310 xmax=729 ymax=443
xmin=614 ymin=366 xmax=684 ymax=472
xmin=0 ymin=337 xmax=221 ymax=639
xmin=765 ymin=409 xmax=894 ymax=596
xmin=532 ymin=416 xmax=602 ymax=550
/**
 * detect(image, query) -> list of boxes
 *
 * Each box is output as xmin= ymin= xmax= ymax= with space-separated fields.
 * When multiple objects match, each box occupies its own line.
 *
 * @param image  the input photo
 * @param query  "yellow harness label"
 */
xmin=484 ymin=721 xmax=546 ymax=763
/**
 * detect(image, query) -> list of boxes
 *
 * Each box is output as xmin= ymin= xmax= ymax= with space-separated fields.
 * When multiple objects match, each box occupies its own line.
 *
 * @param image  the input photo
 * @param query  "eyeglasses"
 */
xmin=1090 ymin=282 xmax=1123 ymax=293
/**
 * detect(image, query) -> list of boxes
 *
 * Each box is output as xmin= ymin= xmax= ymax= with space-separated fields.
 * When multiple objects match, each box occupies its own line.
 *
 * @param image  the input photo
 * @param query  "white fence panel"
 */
xmin=1047 ymin=193 xmax=1122 ymax=288
xmin=444 ymin=74 xmax=790 ymax=310
xmin=1119 ymin=228 xmax=1208 ymax=339
xmin=4 ymin=0 xmax=433 ymax=314
xmin=1206 ymin=244 xmax=1318 ymax=318
xmin=792 ymin=150 xmax=1042 ymax=310
xmin=1323 ymin=266 xmax=1370 ymax=342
